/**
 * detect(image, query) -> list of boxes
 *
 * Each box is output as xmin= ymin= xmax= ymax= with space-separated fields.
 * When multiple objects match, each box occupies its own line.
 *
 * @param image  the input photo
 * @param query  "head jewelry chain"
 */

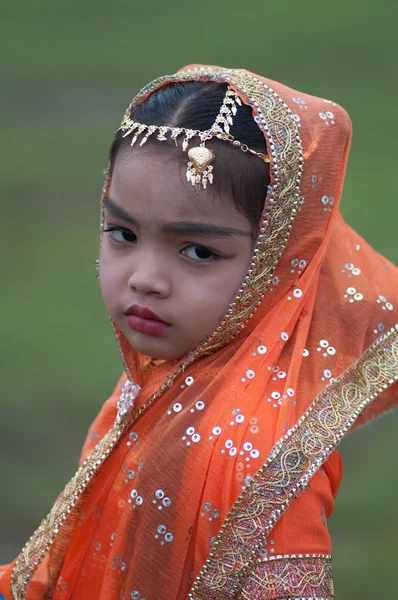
xmin=118 ymin=86 xmax=270 ymax=193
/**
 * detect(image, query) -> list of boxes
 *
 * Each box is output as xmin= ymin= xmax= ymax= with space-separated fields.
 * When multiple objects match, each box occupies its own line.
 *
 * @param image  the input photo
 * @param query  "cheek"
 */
xmin=180 ymin=262 xmax=247 ymax=323
xmin=99 ymin=250 xmax=124 ymax=311
xmin=99 ymin=272 xmax=116 ymax=314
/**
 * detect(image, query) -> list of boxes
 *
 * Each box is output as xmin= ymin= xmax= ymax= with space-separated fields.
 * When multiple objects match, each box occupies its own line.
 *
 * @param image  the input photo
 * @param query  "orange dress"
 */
xmin=1 ymin=65 xmax=397 ymax=600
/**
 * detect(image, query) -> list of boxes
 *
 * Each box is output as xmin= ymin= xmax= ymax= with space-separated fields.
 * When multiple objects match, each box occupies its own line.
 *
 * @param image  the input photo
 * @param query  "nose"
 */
xmin=127 ymin=253 xmax=171 ymax=298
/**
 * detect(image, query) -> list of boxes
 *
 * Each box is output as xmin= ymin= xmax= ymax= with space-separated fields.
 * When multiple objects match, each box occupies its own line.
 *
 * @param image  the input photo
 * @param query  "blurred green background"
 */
xmin=0 ymin=1 xmax=397 ymax=598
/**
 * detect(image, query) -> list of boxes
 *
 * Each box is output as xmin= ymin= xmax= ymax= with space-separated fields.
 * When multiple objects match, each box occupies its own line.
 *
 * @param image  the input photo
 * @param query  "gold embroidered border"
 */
xmin=10 ymin=423 xmax=122 ymax=598
xmin=188 ymin=325 xmax=398 ymax=599
xmin=10 ymin=372 xmax=178 ymax=600
xmin=241 ymin=554 xmax=334 ymax=599
xmin=118 ymin=66 xmax=304 ymax=363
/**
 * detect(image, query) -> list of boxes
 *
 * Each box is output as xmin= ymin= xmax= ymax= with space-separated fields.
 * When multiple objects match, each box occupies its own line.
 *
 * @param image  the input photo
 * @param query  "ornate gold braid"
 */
xmin=188 ymin=325 xmax=398 ymax=599
xmin=241 ymin=553 xmax=334 ymax=599
xmin=10 ymin=372 xmax=178 ymax=599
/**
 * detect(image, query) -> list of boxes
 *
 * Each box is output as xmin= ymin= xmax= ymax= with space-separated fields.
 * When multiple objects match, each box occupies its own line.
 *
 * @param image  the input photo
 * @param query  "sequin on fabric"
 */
xmin=188 ymin=326 xmax=398 ymax=599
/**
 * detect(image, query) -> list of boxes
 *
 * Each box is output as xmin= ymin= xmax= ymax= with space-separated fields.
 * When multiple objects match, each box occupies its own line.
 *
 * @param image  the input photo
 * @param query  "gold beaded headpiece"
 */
xmin=117 ymin=86 xmax=270 ymax=193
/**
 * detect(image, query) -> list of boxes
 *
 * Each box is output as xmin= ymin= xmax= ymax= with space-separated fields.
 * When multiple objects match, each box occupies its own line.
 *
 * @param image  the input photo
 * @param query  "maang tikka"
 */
xmin=117 ymin=86 xmax=270 ymax=193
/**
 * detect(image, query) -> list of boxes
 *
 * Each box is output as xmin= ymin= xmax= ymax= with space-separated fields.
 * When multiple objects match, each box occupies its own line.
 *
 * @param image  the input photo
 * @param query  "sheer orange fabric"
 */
xmin=1 ymin=65 xmax=397 ymax=600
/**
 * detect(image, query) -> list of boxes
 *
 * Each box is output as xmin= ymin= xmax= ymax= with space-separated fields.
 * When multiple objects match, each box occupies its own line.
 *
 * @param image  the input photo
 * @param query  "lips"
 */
xmin=125 ymin=304 xmax=171 ymax=336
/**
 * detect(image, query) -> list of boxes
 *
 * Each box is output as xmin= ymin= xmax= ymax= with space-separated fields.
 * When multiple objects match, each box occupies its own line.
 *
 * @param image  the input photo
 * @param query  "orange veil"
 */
xmin=1 ymin=65 xmax=397 ymax=600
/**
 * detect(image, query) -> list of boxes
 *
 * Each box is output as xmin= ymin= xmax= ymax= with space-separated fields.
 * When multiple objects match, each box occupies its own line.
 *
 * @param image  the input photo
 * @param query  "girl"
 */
xmin=1 ymin=64 xmax=397 ymax=600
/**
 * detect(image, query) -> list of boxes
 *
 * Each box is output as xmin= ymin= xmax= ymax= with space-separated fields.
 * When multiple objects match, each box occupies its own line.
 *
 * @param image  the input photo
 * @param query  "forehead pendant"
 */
xmin=187 ymin=146 xmax=215 ymax=192
xmin=118 ymin=85 xmax=269 ymax=194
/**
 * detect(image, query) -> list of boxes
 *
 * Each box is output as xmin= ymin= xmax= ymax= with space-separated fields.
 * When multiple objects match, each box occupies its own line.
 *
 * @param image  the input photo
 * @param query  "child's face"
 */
xmin=100 ymin=149 xmax=254 ymax=360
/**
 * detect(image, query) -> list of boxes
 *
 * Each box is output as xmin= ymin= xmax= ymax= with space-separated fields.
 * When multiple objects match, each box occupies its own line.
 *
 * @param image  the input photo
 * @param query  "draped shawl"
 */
xmin=1 ymin=65 xmax=397 ymax=600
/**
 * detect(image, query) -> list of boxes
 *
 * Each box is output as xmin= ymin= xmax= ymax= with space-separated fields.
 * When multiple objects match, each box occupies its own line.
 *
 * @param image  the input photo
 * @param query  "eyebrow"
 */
xmin=104 ymin=197 xmax=251 ymax=238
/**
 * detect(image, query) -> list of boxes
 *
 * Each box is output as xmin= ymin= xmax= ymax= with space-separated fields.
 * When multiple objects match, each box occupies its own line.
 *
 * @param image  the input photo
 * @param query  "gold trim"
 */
xmin=10 ymin=425 xmax=123 ymax=598
xmin=188 ymin=325 xmax=398 ymax=599
xmin=10 ymin=373 xmax=178 ymax=599
xmin=241 ymin=553 xmax=334 ymax=599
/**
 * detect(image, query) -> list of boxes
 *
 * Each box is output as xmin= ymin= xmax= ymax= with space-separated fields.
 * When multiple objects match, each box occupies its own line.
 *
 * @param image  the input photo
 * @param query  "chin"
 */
xmin=124 ymin=330 xmax=181 ymax=361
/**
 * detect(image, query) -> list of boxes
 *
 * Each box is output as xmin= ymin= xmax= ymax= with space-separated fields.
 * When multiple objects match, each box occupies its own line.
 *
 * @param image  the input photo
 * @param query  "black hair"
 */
xmin=109 ymin=81 xmax=269 ymax=234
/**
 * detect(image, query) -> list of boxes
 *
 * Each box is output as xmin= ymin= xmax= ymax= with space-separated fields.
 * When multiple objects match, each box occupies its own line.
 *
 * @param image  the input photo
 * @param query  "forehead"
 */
xmin=109 ymin=148 xmax=249 ymax=227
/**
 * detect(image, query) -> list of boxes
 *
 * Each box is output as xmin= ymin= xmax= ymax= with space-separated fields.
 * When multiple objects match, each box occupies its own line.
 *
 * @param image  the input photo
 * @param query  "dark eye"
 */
xmin=103 ymin=227 xmax=136 ymax=244
xmin=182 ymin=245 xmax=217 ymax=261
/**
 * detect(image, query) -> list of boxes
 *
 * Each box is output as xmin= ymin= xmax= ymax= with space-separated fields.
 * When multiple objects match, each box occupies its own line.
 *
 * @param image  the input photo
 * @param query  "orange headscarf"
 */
xmin=1 ymin=65 xmax=397 ymax=600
